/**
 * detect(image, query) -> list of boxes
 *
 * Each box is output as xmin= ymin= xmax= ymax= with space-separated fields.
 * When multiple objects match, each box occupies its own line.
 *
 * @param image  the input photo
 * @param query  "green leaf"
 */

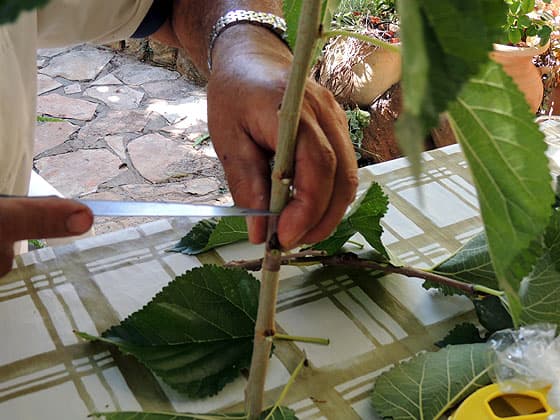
xmin=371 ymin=343 xmax=492 ymax=420
xmin=473 ymin=296 xmax=513 ymax=333
xmin=518 ymin=14 xmax=532 ymax=27
xmin=526 ymin=24 xmax=539 ymax=37
xmin=396 ymin=0 xmax=506 ymax=173
xmin=447 ymin=60 xmax=554 ymax=323
xmin=311 ymin=218 xmax=356 ymax=255
xmin=427 ymin=231 xmax=498 ymax=295
xmin=283 ymin=0 xmax=339 ymax=62
xmin=193 ymin=133 xmax=211 ymax=148
xmin=0 ymin=0 xmax=49 ymax=25
xmin=320 ymin=0 xmax=342 ymax=33
xmin=436 ymin=323 xmax=485 ymax=347
xmin=520 ymin=210 xmax=560 ymax=326
xmin=510 ymin=2 xmax=522 ymax=15
xmin=170 ymin=217 xmax=248 ymax=255
xmin=37 ymin=115 xmax=65 ymax=123
xmin=283 ymin=0 xmax=303 ymax=50
xmin=312 ymin=182 xmax=389 ymax=257
xmin=508 ymin=27 xmax=523 ymax=45
xmin=521 ymin=0 xmax=535 ymax=14
xmin=260 ymin=407 xmax=299 ymax=420
xmin=79 ymin=266 xmax=259 ymax=398
xmin=538 ymin=24 xmax=553 ymax=44
xmin=170 ymin=219 xmax=218 ymax=254
xmin=426 ymin=233 xmax=514 ymax=331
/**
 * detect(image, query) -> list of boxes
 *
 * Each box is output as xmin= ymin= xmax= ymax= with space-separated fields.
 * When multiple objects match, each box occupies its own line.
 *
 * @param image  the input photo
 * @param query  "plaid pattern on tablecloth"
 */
xmin=0 ymin=144 xmax=487 ymax=419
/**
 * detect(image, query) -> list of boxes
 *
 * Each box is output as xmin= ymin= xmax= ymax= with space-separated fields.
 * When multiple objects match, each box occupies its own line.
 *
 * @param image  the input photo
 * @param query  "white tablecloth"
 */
xmin=0 ymin=144 xmax=484 ymax=419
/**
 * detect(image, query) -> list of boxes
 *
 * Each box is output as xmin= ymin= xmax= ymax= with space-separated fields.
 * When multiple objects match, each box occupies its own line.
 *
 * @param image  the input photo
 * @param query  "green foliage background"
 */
xmin=0 ymin=0 xmax=49 ymax=24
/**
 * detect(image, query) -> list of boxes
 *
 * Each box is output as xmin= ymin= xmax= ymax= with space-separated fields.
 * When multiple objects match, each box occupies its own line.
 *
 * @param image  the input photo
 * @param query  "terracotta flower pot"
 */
xmin=314 ymin=35 xmax=401 ymax=107
xmin=349 ymin=43 xmax=401 ymax=107
xmin=490 ymin=42 xmax=549 ymax=113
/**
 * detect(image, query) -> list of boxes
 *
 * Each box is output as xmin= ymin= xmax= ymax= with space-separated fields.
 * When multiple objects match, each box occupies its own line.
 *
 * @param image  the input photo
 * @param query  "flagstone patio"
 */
xmin=35 ymin=44 xmax=231 ymax=235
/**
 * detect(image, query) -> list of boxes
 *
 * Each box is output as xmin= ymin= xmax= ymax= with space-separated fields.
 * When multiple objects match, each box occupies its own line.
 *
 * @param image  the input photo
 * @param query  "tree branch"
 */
xmin=226 ymin=250 xmax=326 ymax=271
xmin=226 ymin=252 xmax=504 ymax=297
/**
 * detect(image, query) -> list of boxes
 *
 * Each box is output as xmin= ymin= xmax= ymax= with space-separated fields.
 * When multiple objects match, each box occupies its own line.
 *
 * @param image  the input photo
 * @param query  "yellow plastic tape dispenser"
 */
xmin=451 ymin=384 xmax=555 ymax=420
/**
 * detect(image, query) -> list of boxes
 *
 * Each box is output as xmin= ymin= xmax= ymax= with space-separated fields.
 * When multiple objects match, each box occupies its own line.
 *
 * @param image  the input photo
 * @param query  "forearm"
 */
xmin=152 ymin=0 xmax=288 ymax=76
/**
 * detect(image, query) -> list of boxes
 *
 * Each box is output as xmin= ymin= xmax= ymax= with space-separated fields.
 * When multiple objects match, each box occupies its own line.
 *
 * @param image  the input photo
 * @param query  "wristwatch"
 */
xmin=208 ymin=9 xmax=289 ymax=72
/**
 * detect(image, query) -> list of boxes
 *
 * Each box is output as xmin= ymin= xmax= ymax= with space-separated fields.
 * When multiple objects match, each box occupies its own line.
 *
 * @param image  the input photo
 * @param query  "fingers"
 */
xmin=0 ymin=244 xmax=14 ymax=278
xmin=208 ymin=122 xmax=272 ymax=244
xmin=226 ymin=154 xmax=271 ymax=244
xmin=277 ymin=86 xmax=359 ymax=249
xmin=0 ymin=196 xmax=93 ymax=278
xmin=297 ymin=92 xmax=359 ymax=245
xmin=0 ymin=197 xmax=93 ymax=241
xmin=276 ymin=111 xmax=337 ymax=248
xmin=208 ymin=61 xmax=358 ymax=250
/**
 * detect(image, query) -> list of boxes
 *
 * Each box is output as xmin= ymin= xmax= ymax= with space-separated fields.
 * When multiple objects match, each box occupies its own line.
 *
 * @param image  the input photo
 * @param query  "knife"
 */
xmin=78 ymin=200 xmax=275 ymax=218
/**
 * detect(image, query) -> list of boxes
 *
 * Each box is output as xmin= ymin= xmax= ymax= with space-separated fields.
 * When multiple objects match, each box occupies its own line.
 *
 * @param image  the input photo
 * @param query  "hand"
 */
xmin=207 ymin=26 xmax=359 ymax=249
xmin=0 ymin=197 xmax=93 ymax=277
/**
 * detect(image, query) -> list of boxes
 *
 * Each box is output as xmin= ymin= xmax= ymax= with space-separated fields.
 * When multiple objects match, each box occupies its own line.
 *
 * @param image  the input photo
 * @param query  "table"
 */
xmin=0 ymin=144 xmax=487 ymax=419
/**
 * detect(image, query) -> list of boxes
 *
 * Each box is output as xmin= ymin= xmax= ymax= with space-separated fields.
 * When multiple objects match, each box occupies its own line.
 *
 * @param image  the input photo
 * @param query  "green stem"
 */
xmin=264 ymin=357 xmax=307 ymax=420
xmin=274 ymin=333 xmax=330 ymax=346
xmin=244 ymin=2 xmax=323 ymax=419
xmin=472 ymin=285 xmax=505 ymax=298
xmin=346 ymin=240 xmax=365 ymax=249
xmin=322 ymin=29 xmax=401 ymax=53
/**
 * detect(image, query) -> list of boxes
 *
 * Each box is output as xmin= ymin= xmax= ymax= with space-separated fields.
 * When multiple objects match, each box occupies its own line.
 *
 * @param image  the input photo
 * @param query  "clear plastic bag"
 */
xmin=489 ymin=323 xmax=560 ymax=419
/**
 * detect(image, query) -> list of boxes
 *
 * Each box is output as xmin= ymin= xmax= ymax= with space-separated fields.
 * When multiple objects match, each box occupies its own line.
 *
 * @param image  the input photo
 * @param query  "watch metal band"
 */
xmin=208 ymin=9 xmax=288 ymax=72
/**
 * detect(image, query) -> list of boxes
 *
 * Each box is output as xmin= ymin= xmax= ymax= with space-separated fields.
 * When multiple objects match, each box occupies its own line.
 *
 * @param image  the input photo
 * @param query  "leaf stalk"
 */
xmin=273 ymin=333 xmax=330 ymax=345
xmin=264 ymin=357 xmax=307 ymax=420
xmin=321 ymin=29 xmax=401 ymax=53
xmin=472 ymin=285 xmax=505 ymax=298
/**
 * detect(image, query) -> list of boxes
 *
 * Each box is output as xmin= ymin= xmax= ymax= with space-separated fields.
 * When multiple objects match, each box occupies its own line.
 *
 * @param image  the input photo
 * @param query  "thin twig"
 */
xmin=263 ymin=357 xmax=307 ymax=420
xmin=322 ymin=29 xmax=401 ymax=52
xmin=273 ymin=333 xmax=330 ymax=346
xmin=227 ymin=252 xmax=504 ymax=297
xmin=225 ymin=250 xmax=326 ymax=271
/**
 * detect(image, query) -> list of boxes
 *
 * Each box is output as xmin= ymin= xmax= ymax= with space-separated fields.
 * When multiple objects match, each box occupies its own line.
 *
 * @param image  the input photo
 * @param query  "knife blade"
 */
xmin=78 ymin=200 xmax=275 ymax=218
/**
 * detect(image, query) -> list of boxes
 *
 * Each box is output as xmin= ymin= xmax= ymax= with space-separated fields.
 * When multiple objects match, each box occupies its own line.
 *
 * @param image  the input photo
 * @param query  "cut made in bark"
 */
xmin=490 ymin=42 xmax=550 ymax=113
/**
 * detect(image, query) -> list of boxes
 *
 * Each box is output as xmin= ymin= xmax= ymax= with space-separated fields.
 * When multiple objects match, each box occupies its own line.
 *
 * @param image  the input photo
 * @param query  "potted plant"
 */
xmin=313 ymin=0 xmax=401 ymax=108
xmin=491 ymin=0 xmax=555 ymax=112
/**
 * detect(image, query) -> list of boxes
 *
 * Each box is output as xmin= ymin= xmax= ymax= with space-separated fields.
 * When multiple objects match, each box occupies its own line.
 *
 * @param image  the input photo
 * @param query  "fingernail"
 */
xmin=66 ymin=210 xmax=91 ymax=234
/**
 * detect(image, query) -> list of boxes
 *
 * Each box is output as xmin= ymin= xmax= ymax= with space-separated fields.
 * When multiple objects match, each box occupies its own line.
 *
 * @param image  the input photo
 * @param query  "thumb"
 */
xmin=0 ymin=197 xmax=93 ymax=241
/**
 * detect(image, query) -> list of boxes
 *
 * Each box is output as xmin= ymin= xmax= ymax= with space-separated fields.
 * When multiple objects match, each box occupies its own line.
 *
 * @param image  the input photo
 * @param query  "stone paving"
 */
xmin=35 ymin=44 xmax=230 ymax=235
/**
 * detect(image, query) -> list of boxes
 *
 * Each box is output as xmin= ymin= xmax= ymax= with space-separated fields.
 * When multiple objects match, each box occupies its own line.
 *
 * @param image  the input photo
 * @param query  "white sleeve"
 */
xmin=0 ymin=12 xmax=37 ymax=195
xmin=37 ymin=0 xmax=154 ymax=48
